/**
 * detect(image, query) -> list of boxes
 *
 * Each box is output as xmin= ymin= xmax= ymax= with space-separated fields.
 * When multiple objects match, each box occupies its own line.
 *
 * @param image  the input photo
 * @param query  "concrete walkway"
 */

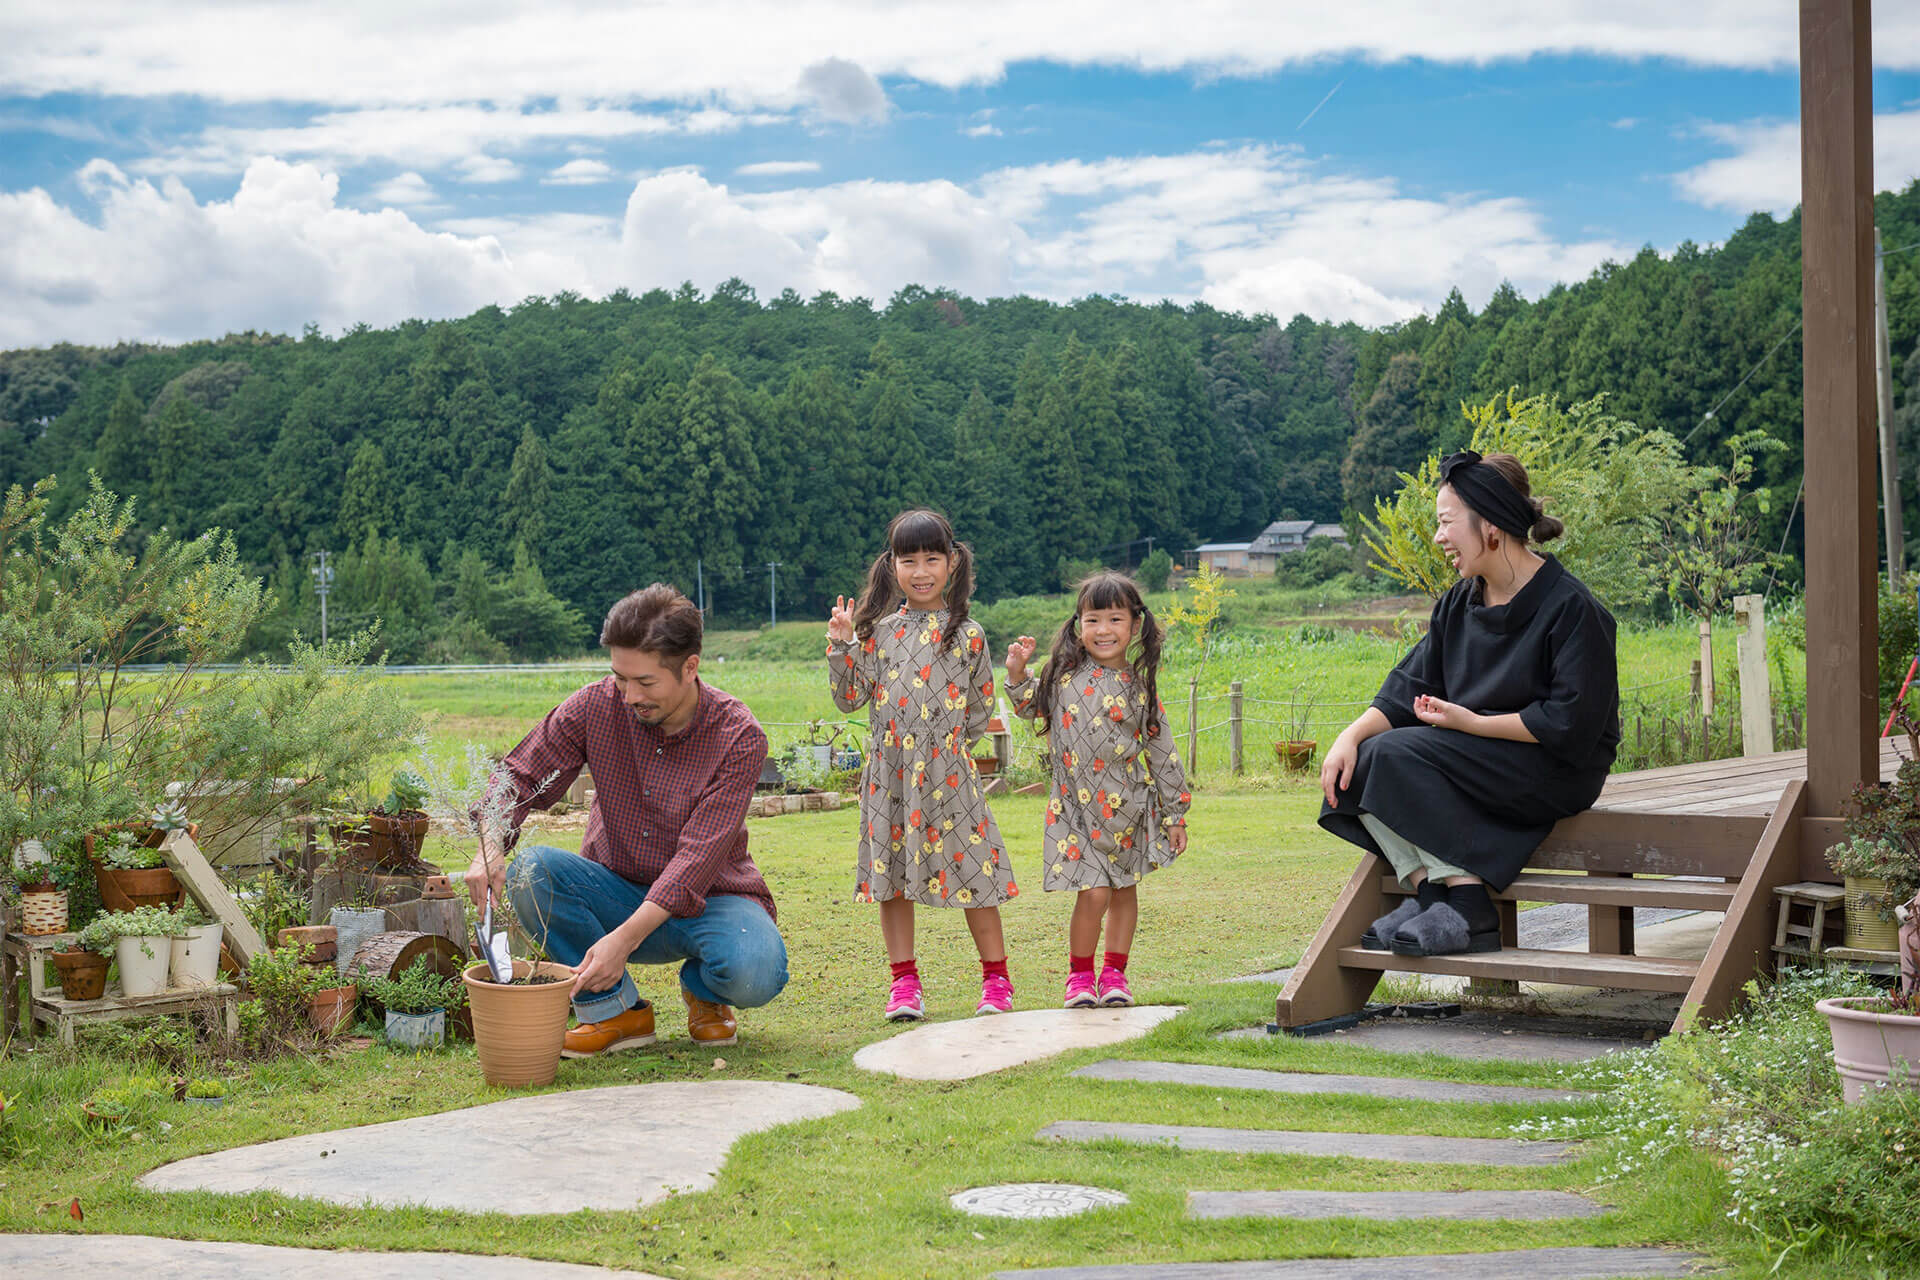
xmin=0 ymin=1235 xmax=672 ymax=1279
xmin=853 ymin=1005 xmax=1183 ymax=1080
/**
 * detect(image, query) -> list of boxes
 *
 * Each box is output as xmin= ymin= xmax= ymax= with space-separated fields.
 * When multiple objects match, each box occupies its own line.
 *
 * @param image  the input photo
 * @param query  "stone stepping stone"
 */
xmin=0 ymin=1234 xmax=672 ymax=1279
xmin=953 ymin=1182 xmax=1131 ymax=1218
xmin=1187 ymin=1189 xmax=1606 ymax=1220
xmin=1038 ymin=1121 xmax=1571 ymax=1166
xmin=1072 ymin=1059 xmax=1591 ymax=1104
xmin=139 ymin=1080 xmax=859 ymax=1214
xmin=853 ymin=1005 xmax=1183 ymax=1081
xmin=990 ymin=1246 xmax=1704 ymax=1278
xmin=1216 ymin=1017 xmax=1645 ymax=1063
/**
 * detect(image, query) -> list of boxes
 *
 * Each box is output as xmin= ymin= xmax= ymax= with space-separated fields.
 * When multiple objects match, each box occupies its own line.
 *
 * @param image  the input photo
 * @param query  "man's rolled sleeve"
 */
xmin=646 ymin=722 xmax=768 ymax=918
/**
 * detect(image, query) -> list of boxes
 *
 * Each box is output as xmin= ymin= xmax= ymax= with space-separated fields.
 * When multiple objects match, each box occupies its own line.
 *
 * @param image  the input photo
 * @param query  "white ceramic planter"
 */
xmin=385 ymin=1007 xmax=446 ymax=1049
xmin=115 ymin=934 xmax=172 ymax=996
xmin=169 ymin=922 xmax=224 ymax=988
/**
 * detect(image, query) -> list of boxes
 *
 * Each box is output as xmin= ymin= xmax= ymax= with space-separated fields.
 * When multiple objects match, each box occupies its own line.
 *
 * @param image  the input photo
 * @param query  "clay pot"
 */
xmin=972 ymin=754 xmax=1000 ymax=776
xmin=1819 ymin=996 xmax=1920 ymax=1103
xmin=19 ymin=887 xmax=68 ymax=935
xmin=51 ymin=947 xmax=110 ymax=1000
xmin=277 ymin=925 xmax=338 ymax=962
xmin=307 ymin=984 xmax=360 ymax=1036
xmin=462 ymin=960 xmax=575 ymax=1087
xmin=419 ymin=875 xmax=457 ymax=900
xmin=366 ymin=812 xmax=431 ymax=870
xmin=1274 ymin=740 xmax=1317 ymax=772
xmin=92 ymin=864 xmax=185 ymax=912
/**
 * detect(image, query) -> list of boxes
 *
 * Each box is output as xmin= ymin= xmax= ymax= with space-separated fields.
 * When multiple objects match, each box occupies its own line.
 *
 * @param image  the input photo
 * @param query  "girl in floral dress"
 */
xmin=827 ymin=509 xmax=1019 ymax=1021
xmin=1006 ymin=572 xmax=1189 ymax=1008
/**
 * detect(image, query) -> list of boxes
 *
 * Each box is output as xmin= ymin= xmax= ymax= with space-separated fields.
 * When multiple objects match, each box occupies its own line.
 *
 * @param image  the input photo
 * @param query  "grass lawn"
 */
xmin=0 ymin=781 xmax=1808 ymax=1279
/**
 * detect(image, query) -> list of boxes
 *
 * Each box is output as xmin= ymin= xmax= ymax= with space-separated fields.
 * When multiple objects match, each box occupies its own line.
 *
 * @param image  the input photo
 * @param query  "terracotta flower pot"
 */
xmin=972 ymin=754 xmax=1000 ymax=776
xmin=1819 ymin=995 xmax=1920 ymax=1103
xmin=51 ymin=947 xmax=110 ymax=1000
xmin=366 ymin=811 xmax=430 ymax=870
xmin=307 ymin=984 xmax=360 ymax=1036
xmin=1275 ymin=740 xmax=1317 ymax=772
xmin=462 ymin=960 xmax=575 ymax=1087
xmin=19 ymin=887 xmax=68 ymax=935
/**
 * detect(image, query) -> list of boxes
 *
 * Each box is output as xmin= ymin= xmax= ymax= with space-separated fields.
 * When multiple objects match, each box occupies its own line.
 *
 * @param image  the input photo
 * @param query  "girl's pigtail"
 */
xmin=850 ymin=550 xmax=898 ymax=642
xmin=1029 ymin=614 xmax=1085 ymax=736
xmin=1134 ymin=602 xmax=1164 ymax=736
xmin=943 ymin=541 xmax=975 ymax=656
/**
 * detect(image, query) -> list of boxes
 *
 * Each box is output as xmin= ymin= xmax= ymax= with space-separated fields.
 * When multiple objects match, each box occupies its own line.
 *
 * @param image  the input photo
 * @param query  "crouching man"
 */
xmin=466 ymin=583 xmax=789 ymax=1055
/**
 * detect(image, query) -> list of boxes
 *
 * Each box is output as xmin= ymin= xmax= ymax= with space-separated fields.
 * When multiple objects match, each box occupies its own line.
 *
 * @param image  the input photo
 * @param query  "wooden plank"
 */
xmin=1378 ymin=873 xmax=1736 ymax=911
xmin=161 ymin=830 xmax=267 ymax=965
xmin=1527 ymin=811 xmax=1767 ymax=877
xmin=1274 ymin=854 xmax=1388 ymax=1028
xmin=1335 ymin=946 xmax=1698 ymax=993
xmin=1587 ymin=871 xmax=1634 ymax=956
xmin=1678 ymin=780 xmax=1808 ymax=1031
xmin=1800 ymin=0 xmax=1880 ymax=816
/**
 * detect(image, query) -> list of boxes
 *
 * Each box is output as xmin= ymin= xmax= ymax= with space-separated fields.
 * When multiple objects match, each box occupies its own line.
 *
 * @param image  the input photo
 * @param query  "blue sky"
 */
xmin=3 ymin=2 xmax=1920 ymax=348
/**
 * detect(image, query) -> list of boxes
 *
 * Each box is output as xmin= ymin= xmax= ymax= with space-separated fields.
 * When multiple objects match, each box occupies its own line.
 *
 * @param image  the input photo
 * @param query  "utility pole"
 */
xmin=309 ymin=549 xmax=333 ymax=646
xmin=766 ymin=562 xmax=781 ymax=627
xmin=1877 ymin=227 xmax=1905 ymax=585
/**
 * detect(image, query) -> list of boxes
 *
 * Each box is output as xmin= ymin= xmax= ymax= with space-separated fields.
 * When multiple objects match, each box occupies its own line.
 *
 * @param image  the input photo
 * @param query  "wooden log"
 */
xmin=346 ymin=930 xmax=464 ymax=985
xmin=380 ymin=897 xmax=470 ymax=954
xmin=371 ymin=874 xmax=425 ymax=906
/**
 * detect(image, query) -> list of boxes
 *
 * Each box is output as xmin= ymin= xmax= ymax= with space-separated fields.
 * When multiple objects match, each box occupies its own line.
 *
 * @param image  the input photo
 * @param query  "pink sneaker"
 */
xmin=975 ymin=972 xmax=1014 ymax=1015
xmin=1063 ymin=969 xmax=1099 ymax=1009
xmin=885 ymin=973 xmax=926 ymax=1022
xmin=1098 ymin=966 xmax=1134 ymax=1007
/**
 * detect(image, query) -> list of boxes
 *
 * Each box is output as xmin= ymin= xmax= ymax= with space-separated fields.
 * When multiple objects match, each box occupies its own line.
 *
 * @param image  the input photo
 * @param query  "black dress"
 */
xmin=1319 ymin=556 xmax=1619 ymax=891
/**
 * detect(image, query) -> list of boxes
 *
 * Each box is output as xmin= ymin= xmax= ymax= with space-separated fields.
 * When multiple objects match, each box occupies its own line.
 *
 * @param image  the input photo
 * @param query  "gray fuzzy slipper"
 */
xmin=1390 ymin=902 xmax=1500 ymax=957
xmin=1361 ymin=898 xmax=1426 ymax=950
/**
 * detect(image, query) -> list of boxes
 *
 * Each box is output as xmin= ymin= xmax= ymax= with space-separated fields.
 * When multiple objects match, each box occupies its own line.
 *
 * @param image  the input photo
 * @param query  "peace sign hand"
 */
xmin=827 ymin=595 xmax=856 ymax=644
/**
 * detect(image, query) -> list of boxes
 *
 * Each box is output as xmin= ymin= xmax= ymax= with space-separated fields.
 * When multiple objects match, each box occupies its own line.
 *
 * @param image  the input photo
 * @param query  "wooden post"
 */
xmin=994 ymin=722 xmax=1011 ymax=775
xmin=1228 ymin=680 xmax=1244 ymax=775
xmin=1801 ymin=0 xmax=1880 ymax=820
xmin=1877 ymin=226 xmax=1905 ymax=584
xmin=1689 ymin=658 xmax=1702 ymax=710
xmin=1734 ymin=594 xmax=1774 ymax=755
xmin=1186 ymin=674 xmax=1199 ymax=776
xmin=1698 ymin=619 xmax=1717 ymax=718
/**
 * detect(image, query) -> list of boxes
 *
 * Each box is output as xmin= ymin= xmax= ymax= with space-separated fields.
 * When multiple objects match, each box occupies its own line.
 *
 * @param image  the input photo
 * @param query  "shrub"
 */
xmin=359 ymin=955 xmax=466 ymax=1016
xmin=1137 ymin=548 xmax=1174 ymax=592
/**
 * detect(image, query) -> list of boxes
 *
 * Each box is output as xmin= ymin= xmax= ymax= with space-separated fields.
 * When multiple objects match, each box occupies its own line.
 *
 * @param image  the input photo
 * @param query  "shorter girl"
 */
xmin=1006 ymin=572 xmax=1189 ymax=1008
xmin=827 ymin=509 xmax=1020 ymax=1021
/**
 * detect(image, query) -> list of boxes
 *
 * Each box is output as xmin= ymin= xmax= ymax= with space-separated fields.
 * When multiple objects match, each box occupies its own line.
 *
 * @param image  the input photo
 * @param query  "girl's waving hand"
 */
xmin=1005 ymin=634 xmax=1037 ymax=684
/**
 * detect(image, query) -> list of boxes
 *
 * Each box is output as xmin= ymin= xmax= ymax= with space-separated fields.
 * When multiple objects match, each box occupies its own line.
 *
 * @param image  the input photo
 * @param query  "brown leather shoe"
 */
xmin=681 ymin=987 xmax=738 ymax=1046
xmin=560 ymin=1000 xmax=656 ymax=1058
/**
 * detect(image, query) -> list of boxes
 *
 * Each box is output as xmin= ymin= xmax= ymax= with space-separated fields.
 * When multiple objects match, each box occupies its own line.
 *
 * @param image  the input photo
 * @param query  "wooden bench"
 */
xmin=1276 ymin=780 xmax=1810 ymax=1035
xmin=2 ymin=930 xmax=239 ymax=1047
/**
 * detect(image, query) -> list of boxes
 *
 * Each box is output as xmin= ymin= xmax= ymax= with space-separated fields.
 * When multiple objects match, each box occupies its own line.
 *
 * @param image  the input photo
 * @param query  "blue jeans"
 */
xmin=505 ymin=845 xmax=789 ymax=1024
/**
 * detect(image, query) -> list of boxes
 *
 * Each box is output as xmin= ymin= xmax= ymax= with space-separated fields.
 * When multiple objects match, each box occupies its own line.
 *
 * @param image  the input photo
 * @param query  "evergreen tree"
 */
xmin=95 ymin=379 xmax=149 ymax=497
xmin=1341 ymin=351 xmax=1426 ymax=514
xmin=502 ymin=424 xmax=553 ymax=557
xmin=336 ymin=439 xmax=398 ymax=544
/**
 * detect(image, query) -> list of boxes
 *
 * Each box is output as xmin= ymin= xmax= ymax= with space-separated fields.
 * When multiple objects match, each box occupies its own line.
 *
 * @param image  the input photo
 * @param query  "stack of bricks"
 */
xmin=747 ymin=792 xmax=842 ymax=818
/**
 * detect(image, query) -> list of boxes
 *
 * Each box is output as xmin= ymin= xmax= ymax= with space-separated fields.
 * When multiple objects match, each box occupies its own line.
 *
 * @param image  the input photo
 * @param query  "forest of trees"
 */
xmin=6 ymin=185 xmax=1920 ymax=660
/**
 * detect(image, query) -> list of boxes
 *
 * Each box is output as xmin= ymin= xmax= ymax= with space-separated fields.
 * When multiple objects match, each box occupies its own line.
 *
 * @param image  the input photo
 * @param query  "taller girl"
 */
xmin=827 ymin=509 xmax=1020 ymax=1021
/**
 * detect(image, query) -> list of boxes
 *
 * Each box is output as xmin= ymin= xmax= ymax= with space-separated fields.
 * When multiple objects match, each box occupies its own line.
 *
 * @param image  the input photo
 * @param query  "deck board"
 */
xmin=1591 ymin=738 xmax=1904 ymax=819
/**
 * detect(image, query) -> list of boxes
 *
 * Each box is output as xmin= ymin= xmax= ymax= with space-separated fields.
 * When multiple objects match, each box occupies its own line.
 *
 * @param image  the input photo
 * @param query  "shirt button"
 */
xmin=642 ymin=830 xmax=650 ymax=838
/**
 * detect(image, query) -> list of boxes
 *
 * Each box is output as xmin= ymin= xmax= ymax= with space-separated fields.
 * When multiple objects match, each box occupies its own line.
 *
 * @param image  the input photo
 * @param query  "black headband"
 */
xmin=1438 ymin=451 xmax=1536 ymax=540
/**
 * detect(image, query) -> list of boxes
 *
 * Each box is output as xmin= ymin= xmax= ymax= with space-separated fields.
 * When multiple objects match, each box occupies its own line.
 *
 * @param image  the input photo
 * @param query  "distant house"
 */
xmin=1188 ymin=520 xmax=1350 ymax=576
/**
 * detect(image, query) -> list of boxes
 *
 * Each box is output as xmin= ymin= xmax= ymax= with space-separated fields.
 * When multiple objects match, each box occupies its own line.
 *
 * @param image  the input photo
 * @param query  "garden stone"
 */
xmin=1071 ymin=1059 xmax=1591 ymax=1103
xmin=1038 ymin=1121 xmax=1572 ymax=1166
xmin=0 ymin=1235 xmax=673 ymax=1279
xmin=140 ymin=1080 xmax=860 ymax=1213
xmin=1186 ymin=1189 xmax=1606 ymax=1220
xmin=852 ymin=1006 xmax=1183 ymax=1080
xmin=990 ymin=1247 xmax=1705 ymax=1279
xmin=952 ymin=1183 xmax=1130 ymax=1218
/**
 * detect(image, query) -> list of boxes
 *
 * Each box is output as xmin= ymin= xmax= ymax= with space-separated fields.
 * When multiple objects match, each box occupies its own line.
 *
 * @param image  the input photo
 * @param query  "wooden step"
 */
xmin=1379 ymin=872 xmax=1735 ymax=911
xmin=1336 ymin=945 xmax=1699 ymax=993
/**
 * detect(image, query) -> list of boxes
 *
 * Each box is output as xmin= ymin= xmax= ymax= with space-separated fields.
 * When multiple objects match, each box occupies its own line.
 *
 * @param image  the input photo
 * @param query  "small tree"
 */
xmin=1163 ymin=563 xmax=1236 ymax=679
xmin=1137 ymin=547 xmax=1174 ymax=592
xmin=1661 ymin=429 xmax=1787 ymax=679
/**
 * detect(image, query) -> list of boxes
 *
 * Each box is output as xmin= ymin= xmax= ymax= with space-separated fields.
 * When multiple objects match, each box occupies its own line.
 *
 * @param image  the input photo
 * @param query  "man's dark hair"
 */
xmin=600 ymin=583 xmax=703 ymax=663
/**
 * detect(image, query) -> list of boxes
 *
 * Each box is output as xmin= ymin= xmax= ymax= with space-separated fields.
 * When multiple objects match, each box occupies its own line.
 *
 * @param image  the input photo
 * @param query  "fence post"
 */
xmin=993 ymin=719 xmax=1011 ymax=775
xmin=1733 ymin=593 xmax=1773 ymax=755
xmin=1689 ymin=658 xmax=1702 ymax=711
xmin=1697 ymin=617 xmax=1715 ymax=718
xmin=1229 ymin=680 xmax=1244 ymax=775
xmin=1186 ymin=674 xmax=1199 ymax=776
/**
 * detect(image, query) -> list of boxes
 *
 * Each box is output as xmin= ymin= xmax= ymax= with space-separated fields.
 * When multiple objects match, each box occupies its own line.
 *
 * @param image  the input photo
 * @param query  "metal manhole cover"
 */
xmin=950 ymin=1182 xmax=1130 ymax=1219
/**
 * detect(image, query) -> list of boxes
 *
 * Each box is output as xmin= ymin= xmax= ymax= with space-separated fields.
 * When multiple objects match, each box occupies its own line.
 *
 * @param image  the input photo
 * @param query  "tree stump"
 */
xmin=381 ymin=897 xmax=469 ymax=954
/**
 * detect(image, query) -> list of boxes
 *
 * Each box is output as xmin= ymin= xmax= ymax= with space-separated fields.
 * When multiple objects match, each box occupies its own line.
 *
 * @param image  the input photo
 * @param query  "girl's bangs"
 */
xmin=1077 ymin=573 xmax=1141 ymax=613
xmin=888 ymin=511 xmax=953 ymax=556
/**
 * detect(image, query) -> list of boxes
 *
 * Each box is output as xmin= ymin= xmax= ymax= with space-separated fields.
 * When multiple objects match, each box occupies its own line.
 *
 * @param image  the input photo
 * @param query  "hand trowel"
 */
xmin=473 ymin=894 xmax=514 ymax=982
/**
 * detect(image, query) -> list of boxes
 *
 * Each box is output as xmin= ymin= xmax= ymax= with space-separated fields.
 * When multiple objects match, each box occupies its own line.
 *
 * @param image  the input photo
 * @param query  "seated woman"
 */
xmin=1318 ymin=451 xmax=1620 ymax=957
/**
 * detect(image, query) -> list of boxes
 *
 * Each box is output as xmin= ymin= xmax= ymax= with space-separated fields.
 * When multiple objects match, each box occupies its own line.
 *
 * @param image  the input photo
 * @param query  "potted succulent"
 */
xmin=1826 ymin=761 xmax=1920 ymax=951
xmin=168 ymin=901 xmax=225 ymax=989
xmin=365 ymin=769 xmax=431 ymax=870
xmin=93 ymin=904 xmax=190 ymax=996
xmin=50 ymin=917 xmax=116 ymax=1000
xmin=361 ymin=955 xmax=467 ymax=1049
xmin=13 ymin=840 xmax=69 ymax=935
xmin=182 ymin=1078 xmax=228 ymax=1107
xmin=1273 ymin=682 xmax=1317 ymax=773
xmin=88 ymin=802 xmax=195 ymax=912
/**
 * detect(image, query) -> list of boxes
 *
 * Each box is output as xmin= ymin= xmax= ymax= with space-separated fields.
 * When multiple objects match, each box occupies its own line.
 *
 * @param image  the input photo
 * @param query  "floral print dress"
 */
xmin=1009 ymin=661 xmax=1191 ymax=891
xmin=828 ymin=607 xmax=1019 ymax=908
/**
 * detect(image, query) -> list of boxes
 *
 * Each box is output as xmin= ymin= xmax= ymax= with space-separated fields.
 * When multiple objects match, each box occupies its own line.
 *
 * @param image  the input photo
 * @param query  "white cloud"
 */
xmin=455 ymin=154 xmax=522 ymax=184
xmin=1610 ymin=117 xmax=1641 ymax=130
xmin=543 ymin=158 xmax=614 ymax=186
xmin=796 ymin=57 xmax=890 ymax=125
xmin=963 ymin=123 xmax=1002 ymax=138
xmin=3 ymin=3 xmax=1917 ymax=111
xmin=736 ymin=160 xmax=823 ymax=176
xmin=0 ymin=147 xmax=1639 ymax=346
xmin=1674 ymin=109 xmax=1920 ymax=214
xmin=365 ymin=170 xmax=440 ymax=208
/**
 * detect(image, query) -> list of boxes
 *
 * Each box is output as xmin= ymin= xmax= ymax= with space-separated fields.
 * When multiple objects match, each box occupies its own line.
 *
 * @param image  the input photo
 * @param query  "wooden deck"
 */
xmin=1592 ymin=737 xmax=1903 ymax=818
